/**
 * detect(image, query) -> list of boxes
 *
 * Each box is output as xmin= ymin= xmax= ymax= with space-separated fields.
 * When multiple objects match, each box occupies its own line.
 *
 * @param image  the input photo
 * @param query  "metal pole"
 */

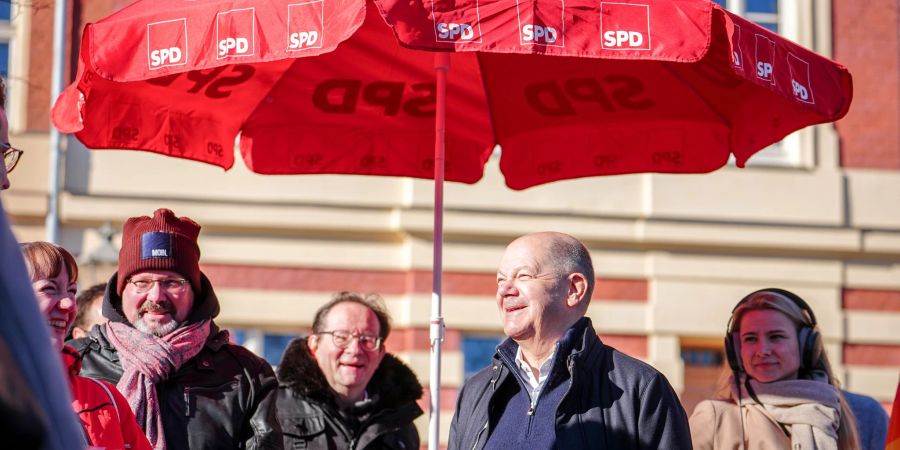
xmin=428 ymin=52 xmax=449 ymax=450
xmin=46 ymin=0 xmax=68 ymax=244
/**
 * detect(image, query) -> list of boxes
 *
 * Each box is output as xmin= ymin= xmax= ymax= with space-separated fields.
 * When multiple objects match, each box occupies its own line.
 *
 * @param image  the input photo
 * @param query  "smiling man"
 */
xmin=276 ymin=292 xmax=424 ymax=450
xmin=69 ymin=208 xmax=282 ymax=450
xmin=449 ymin=232 xmax=692 ymax=450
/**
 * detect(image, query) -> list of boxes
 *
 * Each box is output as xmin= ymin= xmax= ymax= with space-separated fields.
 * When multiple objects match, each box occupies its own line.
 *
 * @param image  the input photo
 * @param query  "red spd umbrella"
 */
xmin=54 ymin=0 xmax=851 ymax=189
xmin=52 ymin=1 xmax=852 ymax=447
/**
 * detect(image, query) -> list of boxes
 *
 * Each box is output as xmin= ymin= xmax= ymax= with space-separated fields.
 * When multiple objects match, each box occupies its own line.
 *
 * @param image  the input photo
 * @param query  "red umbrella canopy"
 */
xmin=53 ymin=0 xmax=852 ymax=190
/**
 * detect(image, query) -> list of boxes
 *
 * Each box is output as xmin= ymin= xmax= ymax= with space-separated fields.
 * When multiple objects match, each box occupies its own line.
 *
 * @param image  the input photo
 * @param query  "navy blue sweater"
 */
xmin=483 ymin=323 xmax=583 ymax=450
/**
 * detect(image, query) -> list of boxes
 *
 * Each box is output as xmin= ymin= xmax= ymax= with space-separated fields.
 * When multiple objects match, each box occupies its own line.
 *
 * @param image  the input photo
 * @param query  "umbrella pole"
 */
xmin=429 ymin=52 xmax=450 ymax=450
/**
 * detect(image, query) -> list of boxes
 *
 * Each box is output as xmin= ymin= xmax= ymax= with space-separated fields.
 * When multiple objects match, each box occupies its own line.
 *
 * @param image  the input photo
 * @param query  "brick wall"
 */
xmin=834 ymin=0 xmax=900 ymax=169
xmin=24 ymin=0 xmax=126 ymax=132
xmin=25 ymin=1 xmax=54 ymax=131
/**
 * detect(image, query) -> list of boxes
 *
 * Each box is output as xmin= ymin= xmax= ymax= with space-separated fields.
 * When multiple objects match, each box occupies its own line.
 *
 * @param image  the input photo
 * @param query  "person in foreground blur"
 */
xmin=843 ymin=390 xmax=889 ymax=450
xmin=21 ymin=241 xmax=151 ymax=450
xmin=0 ymin=78 xmax=84 ymax=450
xmin=0 ymin=342 xmax=46 ymax=449
xmin=690 ymin=288 xmax=861 ymax=450
xmin=449 ymin=232 xmax=691 ymax=450
xmin=69 ymin=208 xmax=282 ymax=449
xmin=71 ymin=282 xmax=106 ymax=339
xmin=0 ymin=77 xmax=43 ymax=449
xmin=276 ymin=292 xmax=423 ymax=449
xmin=887 ymin=382 xmax=900 ymax=449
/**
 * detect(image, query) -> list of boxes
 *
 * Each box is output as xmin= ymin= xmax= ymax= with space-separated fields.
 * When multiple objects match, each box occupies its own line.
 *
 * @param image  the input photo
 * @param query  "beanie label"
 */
xmin=141 ymin=231 xmax=173 ymax=259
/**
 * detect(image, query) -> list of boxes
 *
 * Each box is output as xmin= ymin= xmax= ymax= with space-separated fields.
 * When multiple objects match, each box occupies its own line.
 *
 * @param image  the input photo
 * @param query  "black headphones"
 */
xmin=724 ymin=288 xmax=820 ymax=375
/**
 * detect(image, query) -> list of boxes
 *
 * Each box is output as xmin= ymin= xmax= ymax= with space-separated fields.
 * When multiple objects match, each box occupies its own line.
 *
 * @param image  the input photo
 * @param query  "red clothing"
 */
xmin=63 ymin=346 xmax=152 ymax=450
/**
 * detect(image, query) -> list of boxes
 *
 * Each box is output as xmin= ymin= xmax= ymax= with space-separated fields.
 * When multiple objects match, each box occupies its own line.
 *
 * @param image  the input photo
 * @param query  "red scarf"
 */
xmin=106 ymin=320 xmax=210 ymax=450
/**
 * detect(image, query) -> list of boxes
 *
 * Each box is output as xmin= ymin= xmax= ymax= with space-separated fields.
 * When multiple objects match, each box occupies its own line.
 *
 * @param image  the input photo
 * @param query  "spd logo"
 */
xmin=287 ymin=1 xmax=325 ymax=52
xmin=600 ymin=2 xmax=651 ymax=51
xmin=755 ymin=34 xmax=776 ymax=84
xmin=147 ymin=18 xmax=188 ymax=70
xmin=432 ymin=0 xmax=482 ymax=43
xmin=436 ymin=22 xmax=475 ymax=41
xmin=787 ymin=53 xmax=814 ymax=104
xmin=516 ymin=0 xmax=565 ymax=47
xmin=217 ymin=8 xmax=256 ymax=59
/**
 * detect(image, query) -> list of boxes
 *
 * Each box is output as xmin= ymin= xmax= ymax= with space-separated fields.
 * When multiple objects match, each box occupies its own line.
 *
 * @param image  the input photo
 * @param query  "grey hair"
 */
xmin=547 ymin=234 xmax=595 ymax=303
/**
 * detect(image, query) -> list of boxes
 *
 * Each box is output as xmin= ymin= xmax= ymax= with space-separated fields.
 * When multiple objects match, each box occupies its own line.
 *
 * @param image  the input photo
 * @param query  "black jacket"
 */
xmin=68 ymin=273 xmax=283 ymax=450
xmin=276 ymin=337 xmax=424 ymax=450
xmin=448 ymin=318 xmax=692 ymax=450
xmin=0 ymin=338 xmax=46 ymax=449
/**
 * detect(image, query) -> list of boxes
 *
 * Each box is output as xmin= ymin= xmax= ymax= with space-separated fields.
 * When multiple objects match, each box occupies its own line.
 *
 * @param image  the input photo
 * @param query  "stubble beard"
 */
xmin=134 ymin=317 xmax=181 ymax=337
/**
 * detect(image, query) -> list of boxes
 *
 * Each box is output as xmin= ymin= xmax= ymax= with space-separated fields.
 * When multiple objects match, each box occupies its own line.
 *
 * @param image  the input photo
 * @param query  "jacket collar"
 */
xmin=495 ymin=317 xmax=602 ymax=374
xmin=277 ymin=337 xmax=423 ymax=410
xmin=62 ymin=345 xmax=81 ymax=376
xmin=571 ymin=317 xmax=604 ymax=369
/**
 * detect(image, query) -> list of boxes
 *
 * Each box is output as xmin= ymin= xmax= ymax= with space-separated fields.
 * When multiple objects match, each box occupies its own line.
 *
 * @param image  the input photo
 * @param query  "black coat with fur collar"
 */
xmin=276 ymin=337 xmax=424 ymax=450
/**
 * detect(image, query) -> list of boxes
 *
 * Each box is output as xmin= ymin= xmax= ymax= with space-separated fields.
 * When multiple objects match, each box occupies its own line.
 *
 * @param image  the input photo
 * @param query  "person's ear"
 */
xmin=566 ymin=272 xmax=589 ymax=308
xmin=307 ymin=335 xmax=319 ymax=356
xmin=71 ymin=327 xmax=86 ymax=339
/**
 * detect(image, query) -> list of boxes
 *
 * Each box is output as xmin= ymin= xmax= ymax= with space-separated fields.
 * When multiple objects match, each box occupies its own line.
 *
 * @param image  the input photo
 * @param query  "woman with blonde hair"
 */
xmin=690 ymin=288 xmax=860 ymax=450
xmin=21 ymin=241 xmax=151 ymax=450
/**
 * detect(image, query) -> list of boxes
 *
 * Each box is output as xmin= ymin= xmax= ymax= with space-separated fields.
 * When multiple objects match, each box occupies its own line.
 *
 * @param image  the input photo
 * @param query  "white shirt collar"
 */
xmin=514 ymin=345 xmax=556 ymax=400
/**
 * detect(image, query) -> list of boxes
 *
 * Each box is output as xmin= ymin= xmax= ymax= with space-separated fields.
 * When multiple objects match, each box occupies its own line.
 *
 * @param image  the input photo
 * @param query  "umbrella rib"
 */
xmin=475 ymin=53 xmax=502 ymax=149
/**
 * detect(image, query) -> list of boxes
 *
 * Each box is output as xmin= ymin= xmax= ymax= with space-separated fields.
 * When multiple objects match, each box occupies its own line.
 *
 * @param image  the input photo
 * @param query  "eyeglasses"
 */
xmin=317 ymin=330 xmax=383 ymax=351
xmin=126 ymin=278 xmax=189 ymax=294
xmin=2 ymin=143 xmax=24 ymax=173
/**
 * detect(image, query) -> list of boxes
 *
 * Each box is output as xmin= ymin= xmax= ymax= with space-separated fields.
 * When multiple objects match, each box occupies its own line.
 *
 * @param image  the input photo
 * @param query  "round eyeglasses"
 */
xmin=2 ymin=144 xmax=24 ymax=173
xmin=317 ymin=330 xmax=383 ymax=351
xmin=126 ymin=278 xmax=189 ymax=294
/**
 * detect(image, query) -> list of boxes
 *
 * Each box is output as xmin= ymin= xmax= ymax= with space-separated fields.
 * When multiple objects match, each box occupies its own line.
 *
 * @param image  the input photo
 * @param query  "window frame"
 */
xmin=461 ymin=333 xmax=504 ymax=380
xmin=0 ymin=4 xmax=13 ymax=78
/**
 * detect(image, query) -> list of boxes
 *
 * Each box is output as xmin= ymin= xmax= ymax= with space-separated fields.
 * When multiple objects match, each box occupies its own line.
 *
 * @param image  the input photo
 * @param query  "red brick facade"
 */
xmin=24 ymin=0 xmax=130 ymax=132
xmin=833 ymin=0 xmax=900 ymax=169
xmin=843 ymin=288 xmax=900 ymax=311
xmin=200 ymin=263 xmax=649 ymax=300
xmin=25 ymin=1 xmax=54 ymax=131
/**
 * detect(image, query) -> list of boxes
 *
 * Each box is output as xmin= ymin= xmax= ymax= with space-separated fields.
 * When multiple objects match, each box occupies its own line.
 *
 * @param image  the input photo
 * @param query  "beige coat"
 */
xmin=690 ymin=399 xmax=792 ymax=450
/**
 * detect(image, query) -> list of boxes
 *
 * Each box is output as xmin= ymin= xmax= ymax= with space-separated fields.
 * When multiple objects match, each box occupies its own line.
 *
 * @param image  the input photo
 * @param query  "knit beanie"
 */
xmin=116 ymin=208 xmax=202 ymax=295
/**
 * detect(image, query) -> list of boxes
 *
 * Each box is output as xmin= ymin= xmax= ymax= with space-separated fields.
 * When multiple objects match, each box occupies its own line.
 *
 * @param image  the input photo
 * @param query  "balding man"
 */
xmin=449 ymin=232 xmax=691 ymax=450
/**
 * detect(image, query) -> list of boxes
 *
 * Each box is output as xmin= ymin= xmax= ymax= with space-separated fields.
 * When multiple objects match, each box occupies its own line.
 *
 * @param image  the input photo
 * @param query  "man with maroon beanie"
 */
xmin=69 ymin=208 xmax=283 ymax=450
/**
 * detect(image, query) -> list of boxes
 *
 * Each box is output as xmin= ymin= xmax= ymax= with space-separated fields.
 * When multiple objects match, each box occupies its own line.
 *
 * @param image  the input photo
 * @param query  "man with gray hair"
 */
xmin=449 ymin=232 xmax=691 ymax=450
